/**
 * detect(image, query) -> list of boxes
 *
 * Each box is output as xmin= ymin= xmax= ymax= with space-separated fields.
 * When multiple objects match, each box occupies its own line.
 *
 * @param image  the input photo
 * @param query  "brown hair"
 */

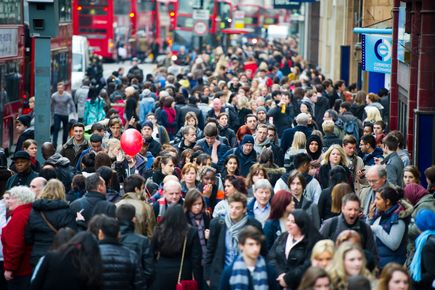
xmin=331 ymin=183 xmax=353 ymax=213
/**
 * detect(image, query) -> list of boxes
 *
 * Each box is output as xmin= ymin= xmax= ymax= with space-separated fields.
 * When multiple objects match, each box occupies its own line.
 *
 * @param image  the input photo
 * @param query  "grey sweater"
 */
xmin=51 ymin=91 xmax=76 ymax=116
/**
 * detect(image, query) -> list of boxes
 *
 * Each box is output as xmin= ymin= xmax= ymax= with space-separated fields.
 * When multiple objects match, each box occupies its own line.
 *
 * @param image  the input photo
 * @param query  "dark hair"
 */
xmin=291 ymin=209 xmax=322 ymax=247
xmin=51 ymin=227 xmax=76 ymax=250
xmin=95 ymin=152 xmax=112 ymax=169
xmin=293 ymin=153 xmax=312 ymax=169
xmin=99 ymin=216 xmax=119 ymax=239
xmin=424 ymin=165 xmax=435 ymax=184
xmin=81 ymin=152 xmax=96 ymax=171
xmin=245 ymin=114 xmax=257 ymax=123
xmin=224 ymin=175 xmax=248 ymax=195
xmin=342 ymin=193 xmax=361 ymax=207
xmin=378 ymin=186 xmax=403 ymax=206
xmin=258 ymin=147 xmax=275 ymax=167
xmin=183 ymin=188 xmax=205 ymax=213
xmin=329 ymin=165 xmax=349 ymax=188
xmin=203 ymin=123 xmax=218 ymax=137
xmin=72 ymin=122 xmax=85 ymax=130
xmin=91 ymin=123 xmax=104 ymax=132
xmin=287 ymin=170 xmax=307 ymax=191
xmin=268 ymin=190 xmax=293 ymax=220
xmin=388 ymin=130 xmax=405 ymax=149
xmin=224 ymin=154 xmax=239 ymax=173
xmin=152 ymin=204 xmax=189 ymax=255
xmin=95 ymin=166 xmax=113 ymax=187
xmin=382 ymin=134 xmax=399 ymax=151
xmin=347 ymin=275 xmax=371 ymax=290
xmin=152 ymin=154 xmax=176 ymax=172
xmin=116 ymin=204 xmax=136 ymax=222
xmin=123 ymin=174 xmax=145 ymax=193
xmin=374 ymin=120 xmax=386 ymax=130
xmin=238 ymin=225 xmax=264 ymax=245
xmin=340 ymin=102 xmax=351 ymax=112
xmin=39 ymin=166 xmax=58 ymax=181
xmin=57 ymin=231 xmax=103 ymax=289
xmin=71 ymin=174 xmax=86 ymax=193
xmin=87 ymin=214 xmax=106 ymax=237
xmin=297 ymin=267 xmax=330 ymax=290
xmin=227 ymin=191 xmax=248 ymax=208
xmin=85 ymin=173 xmax=104 ymax=192
xmin=361 ymin=134 xmax=376 ymax=149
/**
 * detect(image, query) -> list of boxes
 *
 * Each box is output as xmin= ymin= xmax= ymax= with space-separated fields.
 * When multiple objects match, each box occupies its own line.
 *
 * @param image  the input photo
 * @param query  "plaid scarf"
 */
xmin=189 ymin=212 xmax=207 ymax=265
xmin=229 ymin=255 xmax=269 ymax=290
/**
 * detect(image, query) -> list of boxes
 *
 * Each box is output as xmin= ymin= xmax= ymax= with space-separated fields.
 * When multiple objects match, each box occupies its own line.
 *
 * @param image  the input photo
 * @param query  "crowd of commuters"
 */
xmin=0 ymin=38 xmax=434 ymax=290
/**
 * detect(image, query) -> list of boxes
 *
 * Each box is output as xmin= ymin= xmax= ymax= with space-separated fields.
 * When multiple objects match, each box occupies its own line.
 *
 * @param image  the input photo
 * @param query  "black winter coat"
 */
xmin=99 ymin=238 xmax=146 ymax=290
xmin=25 ymin=199 xmax=77 ymax=266
xmin=150 ymin=227 xmax=204 ymax=290
xmin=119 ymin=221 xmax=154 ymax=286
xmin=317 ymin=163 xmax=353 ymax=190
xmin=268 ymin=233 xmax=313 ymax=290
xmin=70 ymin=191 xmax=116 ymax=229
xmin=30 ymin=250 xmax=102 ymax=290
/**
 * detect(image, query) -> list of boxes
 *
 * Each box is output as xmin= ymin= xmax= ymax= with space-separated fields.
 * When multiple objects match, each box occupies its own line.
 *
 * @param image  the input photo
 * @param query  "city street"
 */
xmin=102 ymin=62 xmax=157 ymax=80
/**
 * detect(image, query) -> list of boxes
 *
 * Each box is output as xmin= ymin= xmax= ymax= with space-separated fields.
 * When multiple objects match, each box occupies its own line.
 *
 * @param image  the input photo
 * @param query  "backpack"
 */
xmin=327 ymin=217 xmax=368 ymax=248
xmin=343 ymin=119 xmax=360 ymax=141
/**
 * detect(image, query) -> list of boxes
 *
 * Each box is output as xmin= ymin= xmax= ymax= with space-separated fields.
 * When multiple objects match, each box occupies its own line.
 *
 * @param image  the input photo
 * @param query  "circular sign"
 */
xmin=193 ymin=20 xmax=208 ymax=36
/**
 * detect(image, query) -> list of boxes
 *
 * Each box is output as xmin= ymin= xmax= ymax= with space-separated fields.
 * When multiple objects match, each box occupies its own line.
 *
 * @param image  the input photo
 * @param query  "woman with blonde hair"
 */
xmin=25 ymin=178 xmax=77 ymax=267
xmin=311 ymin=239 xmax=335 ymax=269
xmin=317 ymin=144 xmax=352 ymax=189
xmin=364 ymin=106 xmax=383 ymax=123
xmin=284 ymin=131 xmax=307 ymax=169
xmin=327 ymin=242 xmax=372 ymax=290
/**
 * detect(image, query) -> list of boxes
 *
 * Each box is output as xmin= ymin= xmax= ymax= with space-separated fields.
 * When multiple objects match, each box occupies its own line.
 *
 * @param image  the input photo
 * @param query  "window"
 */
xmin=0 ymin=60 xmax=22 ymax=103
xmin=51 ymin=51 xmax=70 ymax=92
xmin=0 ymin=0 xmax=22 ymax=24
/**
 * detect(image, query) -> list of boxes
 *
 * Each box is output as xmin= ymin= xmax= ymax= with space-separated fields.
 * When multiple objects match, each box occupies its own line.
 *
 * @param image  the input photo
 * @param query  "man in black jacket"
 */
xmin=6 ymin=151 xmax=38 ymax=190
xmin=205 ymin=192 xmax=265 ymax=290
xmin=116 ymin=204 xmax=153 ymax=288
xmin=15 ymin=114 xmax=34 ymax=153
xmin=177 ymin=95 xmax=205 ymax=130
xmin=97 ymin=215 xmax=146 ymax=290
xmin=70 ymin=173 xmax=116 ymax=229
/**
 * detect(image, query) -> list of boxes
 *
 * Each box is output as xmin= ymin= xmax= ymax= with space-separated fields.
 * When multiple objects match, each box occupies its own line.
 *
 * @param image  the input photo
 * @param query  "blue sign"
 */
xmin=362 ymin=34 xmax=392 ymax=74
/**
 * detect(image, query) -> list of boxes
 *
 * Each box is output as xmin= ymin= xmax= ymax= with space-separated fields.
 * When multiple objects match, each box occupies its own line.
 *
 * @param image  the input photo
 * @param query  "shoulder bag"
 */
xmin=176 ymin=234 xmax=198 ymax=290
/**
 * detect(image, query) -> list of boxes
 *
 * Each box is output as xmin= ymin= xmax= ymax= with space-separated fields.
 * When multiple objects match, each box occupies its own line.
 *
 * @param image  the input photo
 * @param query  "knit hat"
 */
xmin=143 ymin=121 xmax=153 ymax=130
xmin=240 ymin=134 xmax=254 ymax=146
xmin=415 ymin=209 xmax=435 ymax=232
xmin=17 ymin=115 xmax=32 ymax=127
xmin=256 ymin=106 xmax=267 ymax=114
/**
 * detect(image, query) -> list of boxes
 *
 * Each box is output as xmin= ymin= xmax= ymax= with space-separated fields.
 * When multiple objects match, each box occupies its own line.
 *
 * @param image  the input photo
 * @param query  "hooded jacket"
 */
xmin=24 ymin=199 xmax=77 ymax=266
xmin=60 ymin=137 xmax=89 ymax=167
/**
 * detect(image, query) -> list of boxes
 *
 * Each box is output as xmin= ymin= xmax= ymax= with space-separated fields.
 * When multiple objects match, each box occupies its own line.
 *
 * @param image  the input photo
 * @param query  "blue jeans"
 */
xmin=53 ymin=114 xmax=69 ymax=148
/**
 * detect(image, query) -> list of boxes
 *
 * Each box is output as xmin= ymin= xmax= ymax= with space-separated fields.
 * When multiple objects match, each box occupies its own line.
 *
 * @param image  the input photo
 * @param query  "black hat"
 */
xmin=17 ymin=115 xmax=32 ymax=127
xmin=11 ymin=151 xmax=30 ymax=161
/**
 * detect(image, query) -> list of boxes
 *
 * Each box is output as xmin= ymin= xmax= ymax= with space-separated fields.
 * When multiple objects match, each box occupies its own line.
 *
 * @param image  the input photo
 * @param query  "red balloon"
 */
xmin=120 ymin=129 xmax=143 ymax=156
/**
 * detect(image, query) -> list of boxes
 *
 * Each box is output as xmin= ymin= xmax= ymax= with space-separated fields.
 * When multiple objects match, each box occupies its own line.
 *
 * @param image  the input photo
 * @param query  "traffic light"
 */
xmin=168 ymin=3 xmax=176 ymax=30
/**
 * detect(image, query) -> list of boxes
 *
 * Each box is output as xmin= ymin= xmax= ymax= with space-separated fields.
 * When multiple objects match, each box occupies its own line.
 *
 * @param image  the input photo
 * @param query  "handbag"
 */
xmin=175 ymin=235 xmax=198 ymax=290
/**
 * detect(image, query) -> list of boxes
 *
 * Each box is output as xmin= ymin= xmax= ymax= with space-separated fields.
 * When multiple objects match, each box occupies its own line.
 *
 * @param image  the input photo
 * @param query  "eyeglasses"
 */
xmin=367 ymin=179 xmax=379 ymax=184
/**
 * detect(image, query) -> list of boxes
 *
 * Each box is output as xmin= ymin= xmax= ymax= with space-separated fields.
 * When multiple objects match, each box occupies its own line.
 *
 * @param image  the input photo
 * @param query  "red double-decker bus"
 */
xmin=170 ymin=0 xmax=234 ymax=51
xmin=0 ymin=0 xmax=25 ymax=150
xmin=0 ymin=0 xmax=72 ymax=151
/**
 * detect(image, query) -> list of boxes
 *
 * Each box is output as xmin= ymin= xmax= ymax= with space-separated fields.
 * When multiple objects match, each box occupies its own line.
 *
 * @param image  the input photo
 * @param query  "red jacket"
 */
xmin=1 ymin=203 xmax=33 ymax=276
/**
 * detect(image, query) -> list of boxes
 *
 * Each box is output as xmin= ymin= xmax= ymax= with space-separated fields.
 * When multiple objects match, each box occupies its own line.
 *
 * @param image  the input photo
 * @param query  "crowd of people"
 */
xmin=0 ymin=38 xmax=434 ymax=290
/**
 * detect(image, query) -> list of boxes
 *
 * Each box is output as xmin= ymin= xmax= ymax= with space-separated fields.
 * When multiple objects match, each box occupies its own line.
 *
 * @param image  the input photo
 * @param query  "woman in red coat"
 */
xmin=2 ymin=185 xmax=35 ymax=290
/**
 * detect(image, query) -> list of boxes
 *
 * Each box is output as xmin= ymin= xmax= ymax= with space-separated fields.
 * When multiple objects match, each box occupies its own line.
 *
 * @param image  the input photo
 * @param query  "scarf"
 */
xmin=225 ymin=214 xmax=248 ymax=252
xmin=306 ymin=134 xmax=322 ymax=160
xmin=189 ymin=212 xmax=207 ymax=265
xmin=163 ymin=107 xmax=176 ymax=124
xmin=410 ymin=230 xmax=435 ymax=281
xmin=229 ymin=255 xmax=269 ymax=290
xmin=404 ymin=183 xmax=429 ymax=206
xmin=157 ymin=197 xmax=168 ymax=223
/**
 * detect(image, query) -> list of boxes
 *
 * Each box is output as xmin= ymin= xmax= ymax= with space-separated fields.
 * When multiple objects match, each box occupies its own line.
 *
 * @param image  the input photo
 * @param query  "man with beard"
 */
xmin=253 ymin=124 xmax=283 ymax=167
